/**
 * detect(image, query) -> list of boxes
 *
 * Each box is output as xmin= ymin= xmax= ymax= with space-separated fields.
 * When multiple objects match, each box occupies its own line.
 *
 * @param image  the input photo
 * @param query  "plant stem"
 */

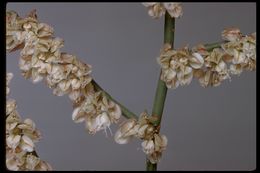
xmin=146 ymin=12 xmax=175 ymax=171
xmin=92 ymin=80 xmax=138 ymax=120
xmin=204 ymin=41 xmax=226 ymax=51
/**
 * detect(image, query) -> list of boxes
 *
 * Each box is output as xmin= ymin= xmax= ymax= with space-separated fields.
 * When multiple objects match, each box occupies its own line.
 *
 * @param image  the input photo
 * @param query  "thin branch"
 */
xmin=204 ymin=41 xmax=226 ymax=51
xmin=146 ymin=12 xmax=175 ymax=171
xmin=91 ymin=80 xmax=138 ymax=120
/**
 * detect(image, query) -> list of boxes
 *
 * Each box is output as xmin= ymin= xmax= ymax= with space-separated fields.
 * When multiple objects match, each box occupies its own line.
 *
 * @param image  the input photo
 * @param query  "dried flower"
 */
xmin=35 ymin=160 xmax=53 ymax=171
xmin=114 ymin=119 xmax=137 ymax=144
xmin=142 ymin=133 xmax=168 ymax=163
xmin=134 ymin=111 xmax=155 ymax=140
xmin=86 ymin=111 xmax=112 ymax=135
xmin=222 ymin=27 xmax=242 ymax=42
xmin=114 ymin=111 xmax=168 ymax=164
xmin=25 ymin=154 xmax=40 ymax=170
xmin=189 ymin=52 xmax=204 ymax=69
xmin=142 ymin=3 xmax=166 ymax=19
xmin=158 ymin=45 xmax=194 ymax=89
xmin=6 ymin=73 xmax=52 ymax=171
xmin=163 ymin=3 xmax=183 ymax=18
xmin=143 ymin=3 xmax=183 ymax=19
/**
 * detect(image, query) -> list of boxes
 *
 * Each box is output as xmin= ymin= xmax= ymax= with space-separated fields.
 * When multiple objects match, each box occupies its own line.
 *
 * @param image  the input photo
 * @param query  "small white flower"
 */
xmin=6 ymin=157 xmax=20 ymax=171
xmin=71 ymin=78 xmax=81 ymax=90
xmin=86 ymin=112 xmax=111 ymax=135
xmin=6 ymin=99 xmax=17 ymax=116
xmin=189 ymin=52 xmax=204 ymax=69
xmin=7 ymin=134 xmax=21 ymax=149
xmin=229 ymin=64 xmax=242 ymax=75
xmin=232 ymin=49 xmax=246 ymax=64
xmin=25 ymin=154 xmax=40 ymax=170
xmin=154 ymin=133 xmax=167 ymax=152
xmin=108 ymin=101 xmax=121 ymax=123
xmin=72 ymin=107 xmax=85 ymax=123
xmin=68 ymin=89 xmax=81 ymax=101
xmin=163 ymin=3 xmax=183 ymax=18
xmin=142 ymin=139 xmax=155 ymax=155
xmin=143 ymin=3 xmax=183 ymax=19
xmin=114 ymin=119 xmax=137 ymax=144
xmin=222 ymin=27 xmax=242 ymax=42
xmin=147 ymin=152 xmax=162 ymax=164
xmin=58 ymin=80 xmax=71 ymax=92
xmin=20 ymin=135 xmax=34 ymax=152
xmin=177 ymin=66 xmax=193 ymax=85
xmin=35 ymin=160 xmax=52 ymax=171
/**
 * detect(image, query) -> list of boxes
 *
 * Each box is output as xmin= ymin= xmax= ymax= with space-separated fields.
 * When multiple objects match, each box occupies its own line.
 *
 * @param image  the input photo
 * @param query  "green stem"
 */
xmin=146 ymin=12 xmax=175 ymax=171
xmin=92 ymin=80 xmax=138 ymax=120
xmin=204 ymin=41 xmax=226 ymax=51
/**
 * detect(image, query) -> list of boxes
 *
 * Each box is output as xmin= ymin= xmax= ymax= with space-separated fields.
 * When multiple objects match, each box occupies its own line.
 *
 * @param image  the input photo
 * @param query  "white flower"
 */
xmin=142 ymin=133 xmax=168 ymax=164
xmin=37 ymin=23 xmax=54 ymax=38
xmin=222 ymin=27 xmax=242 ymax=42
xmin=6 ymin=99 xmax=17 ymax=116
xmin=134 ymin=112 xmax=155 ymax=139
xmin=35 ymin=160 xmax=52 ymax=171
xmin=158 ymin=46 xmax=195 ymax=89
xmin=68 ymin=89 xmax=81 ymax=101
xmin=108 ymin=101 xmax=121 ymax=123
xmin=6 ymin=157 xmax=20 ymax=171
xmin=20 ymin=135 xmax=34 ymax=152
xmin=25 ymin=154 xmax=40 ymax=170
xmin=177 ymin=66 xmax=193 ymax=86
xmin=229 ymin=64 xmax=243 ymax=75
xmin=143 ymin=3 xmax=166 ymax=19
xmin=71 ymin=78 xmax=81 ymax=90
xmin=163 ymin=3 xmax=183 ymax=18
xmin=114 ymin=119 xmax=137 ymax=144
xmin=7 ymin=134 xmax=21 ymax=149
xmin=142 ymin=139 xmax=155 ymax=155
xmin=154 ymin=133 xmax=167 ymax=152
xmin=86 ymin=112 xmax=111 ymax=135
xmin=147 ymin=152 xmax=162 ymax=164
xmin=72 ymin=107 xmax=85 ymax=123
xmin=232 ymin=49 xmax=246 ymax=64
xmin=189 ymin=52 xmax=204 ymax=69
xmin=143 ymin=3 xmax=183 ymax=19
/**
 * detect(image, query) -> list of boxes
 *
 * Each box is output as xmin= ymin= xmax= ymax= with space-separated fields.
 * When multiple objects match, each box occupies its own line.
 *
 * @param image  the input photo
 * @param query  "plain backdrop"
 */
xmin=6 ymin=3 xmax=256 ymax=171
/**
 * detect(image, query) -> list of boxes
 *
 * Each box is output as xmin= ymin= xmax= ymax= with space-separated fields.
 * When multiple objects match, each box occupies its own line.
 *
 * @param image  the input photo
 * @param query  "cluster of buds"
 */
xmin=142 ymin=2 xmax=183 ymax=19
xmin=6 ymin=10 xmax=122 ymax=134
xmin=158 ymin=27 xmax=256 ymax=89
xmin=72 ymin=91 xmax=121 ymax=135
xmin=158 ymin=44 xmax=204 ymax=89
xmin=6 ymin=73 xmax=52 ymax=171
xmin=114 ymin=111 xmax=167 ymax=164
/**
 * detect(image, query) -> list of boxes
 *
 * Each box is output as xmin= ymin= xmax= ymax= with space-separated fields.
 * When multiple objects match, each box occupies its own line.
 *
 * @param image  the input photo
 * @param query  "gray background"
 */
xmin=6 ymin=3 xmax=256 ymax=171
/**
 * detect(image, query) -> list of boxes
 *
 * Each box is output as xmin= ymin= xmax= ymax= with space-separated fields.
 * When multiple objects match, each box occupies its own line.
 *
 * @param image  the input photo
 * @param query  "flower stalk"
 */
xmin=92 ymin=80 xmax=138 ymax=120
xmin=204 ymin=41 xmax=226 ymax=51
xmin=146 ymin=12 xmax=175 ymax=171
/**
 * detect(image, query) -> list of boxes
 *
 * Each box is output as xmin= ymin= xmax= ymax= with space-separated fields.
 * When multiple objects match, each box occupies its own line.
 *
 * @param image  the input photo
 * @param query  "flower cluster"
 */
xmin=72 ymin=91 xmax=121 ymax=135
xmin=6 ymin=10 xmax=122 ymax=135
xmin=142 ymin=2 xmax=183 ymax=19
xmin=114 ymin=111 xmax=167 ymax=164
xmin=158 ymin=27 xmax=256 ymax=89
xmin=6 ymin=73 xmax=52 ymax=171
